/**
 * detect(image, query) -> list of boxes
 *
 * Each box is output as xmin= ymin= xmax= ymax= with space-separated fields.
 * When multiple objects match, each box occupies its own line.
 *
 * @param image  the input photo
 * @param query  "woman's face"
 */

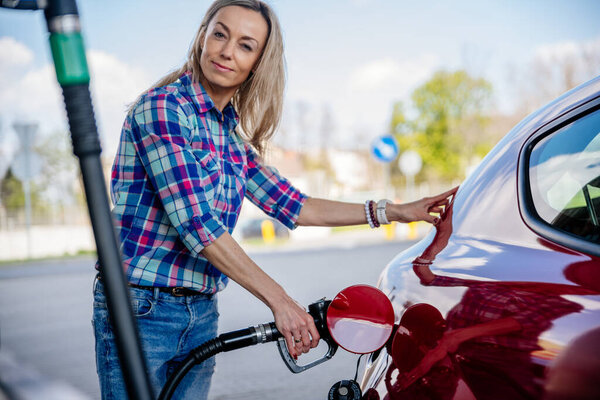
xmin=200 ymin=6 xmax=269 ymax=97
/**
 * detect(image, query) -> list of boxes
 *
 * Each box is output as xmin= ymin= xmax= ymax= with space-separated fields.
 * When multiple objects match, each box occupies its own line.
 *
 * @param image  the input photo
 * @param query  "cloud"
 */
xmin=0 ymin=36 xmax=34 ymax=70
xmin=0 ymin=37 xmax=53 ymax=125
xmin=349 ymin=54 xmax=439 ymax=94
xmin=534 ymin=37 xmax=600 ymax=64
xmin=530 ymin=36 xmax=600 ymax=87
xmin=88 ymin=50 xmax=151 ymax=156
xmin=0 ymin=39 xmax=152 ymax=159
xmin=339 ymin=54 xmax=439 ymax=139
xmin=506 ymin=36 xmax=600 ymax=113
xmin=0 ymin=62 xmax=64 ymax=141
xmin=282 ymin=54 xmax=440 ymax=149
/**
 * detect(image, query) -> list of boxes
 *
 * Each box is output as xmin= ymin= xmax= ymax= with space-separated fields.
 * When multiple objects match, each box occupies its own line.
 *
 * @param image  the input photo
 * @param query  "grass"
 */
xmin=331 ymin=224 xmax=370 ymax=233
xmin=0 ymin=249 xmax=97 ymax=266
xmin=239 ymin=237 xmax=291 ymax=247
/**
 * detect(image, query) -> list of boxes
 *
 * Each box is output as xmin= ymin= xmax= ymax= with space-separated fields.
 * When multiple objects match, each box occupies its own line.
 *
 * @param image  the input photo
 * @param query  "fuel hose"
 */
xmin=158 ymin=323 xmax=281 ymax=400
xmin=159 ymin=298 xmax=335 ymax=399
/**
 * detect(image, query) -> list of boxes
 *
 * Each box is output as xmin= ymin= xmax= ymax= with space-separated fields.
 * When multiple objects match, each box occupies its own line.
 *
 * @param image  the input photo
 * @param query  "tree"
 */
xmin=0 ymin=168 xmax=25 ymax=212
xmin=390 ymin=70 xmax=493 ymax=181
xmin=511 ymin=39 xmax=600 ymax=114
xmin=34 ymin=130 xmax=79 ymax=207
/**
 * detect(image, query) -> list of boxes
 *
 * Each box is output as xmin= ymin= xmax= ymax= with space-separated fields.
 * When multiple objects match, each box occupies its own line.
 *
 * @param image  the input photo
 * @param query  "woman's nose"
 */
xmin=220 ymin=40 xmax=234 ymax=59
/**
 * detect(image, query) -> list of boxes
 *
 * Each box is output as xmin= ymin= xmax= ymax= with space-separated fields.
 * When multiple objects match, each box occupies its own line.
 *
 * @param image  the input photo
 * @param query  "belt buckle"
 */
xmin=171 ymin=287 xmax=186 ymax=297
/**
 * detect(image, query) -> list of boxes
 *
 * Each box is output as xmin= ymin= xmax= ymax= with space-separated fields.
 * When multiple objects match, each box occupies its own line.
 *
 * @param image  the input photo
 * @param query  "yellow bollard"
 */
xmin=384 ymin=222 xmax=396 ymax=240
xmin=408 ymin=221 xmax=418 ymax=240
xmin=261 ymin=219 xmax=276 ymax=244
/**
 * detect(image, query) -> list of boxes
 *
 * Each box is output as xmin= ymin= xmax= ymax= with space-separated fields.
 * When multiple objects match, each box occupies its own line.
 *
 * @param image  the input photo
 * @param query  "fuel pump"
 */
xmin=0 ymin=1 xmax=153 ymax=398
xmin=159 ymin=284 xmax=395 ymax=400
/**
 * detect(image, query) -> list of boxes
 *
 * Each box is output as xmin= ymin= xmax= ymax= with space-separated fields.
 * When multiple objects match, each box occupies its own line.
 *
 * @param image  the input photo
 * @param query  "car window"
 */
xmin=528 ymin=109 xmax=600 ymax=244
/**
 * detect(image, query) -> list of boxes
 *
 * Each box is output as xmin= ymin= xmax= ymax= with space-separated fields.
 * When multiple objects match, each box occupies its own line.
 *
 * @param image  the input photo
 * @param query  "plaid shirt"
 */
xmin=427 ymin=275 xmax=582 ymax=352
xmin=108 ymin=71 xmax=306 ymax=294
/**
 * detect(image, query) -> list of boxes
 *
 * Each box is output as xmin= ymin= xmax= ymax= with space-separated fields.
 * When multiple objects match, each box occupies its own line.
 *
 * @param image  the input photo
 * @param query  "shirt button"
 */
xmin=192 ymin=216 xmax=201 ymax=226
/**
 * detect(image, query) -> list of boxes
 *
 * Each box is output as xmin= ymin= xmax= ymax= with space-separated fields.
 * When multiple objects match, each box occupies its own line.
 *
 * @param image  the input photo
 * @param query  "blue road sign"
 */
xmin=371 ymin=135 xmax=399 ymax=163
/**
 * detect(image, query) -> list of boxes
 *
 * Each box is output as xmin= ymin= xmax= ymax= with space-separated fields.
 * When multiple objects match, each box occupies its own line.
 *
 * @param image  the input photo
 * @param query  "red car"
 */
xmin=359 ymin=76 xmax=600 ymax=399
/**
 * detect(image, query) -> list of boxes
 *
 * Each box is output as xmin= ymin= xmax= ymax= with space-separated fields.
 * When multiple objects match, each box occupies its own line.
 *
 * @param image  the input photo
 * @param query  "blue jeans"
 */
xmin=92 ymin=278 xmax=219 ymax=400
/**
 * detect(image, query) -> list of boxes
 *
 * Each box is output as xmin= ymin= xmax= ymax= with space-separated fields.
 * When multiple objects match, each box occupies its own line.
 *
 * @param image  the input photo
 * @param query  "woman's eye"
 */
xmin=241 ymin=43 xmax=253 ymax=51
xmin=214 ymin=31 xmax=225 ymax=39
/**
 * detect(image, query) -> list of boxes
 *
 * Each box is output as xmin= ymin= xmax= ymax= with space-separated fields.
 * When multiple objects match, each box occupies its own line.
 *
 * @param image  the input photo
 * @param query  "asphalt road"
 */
xmin=0 ymin=240 xmax=415 ymax=400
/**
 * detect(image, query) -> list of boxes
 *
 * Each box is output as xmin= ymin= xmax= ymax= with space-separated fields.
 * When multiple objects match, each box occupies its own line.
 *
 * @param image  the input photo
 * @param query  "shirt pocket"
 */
xmin=190 ymin=133 xmax=219 ymax=171
xmin=221 ymin=158 xmax=246 ymax=203
xmin=191 ymin=141 xmax=222 ymax=198
xmin=124 ymin=215 xmax=171 ymax=256
xmin=195 ymin=149 xmax=219 ymax=172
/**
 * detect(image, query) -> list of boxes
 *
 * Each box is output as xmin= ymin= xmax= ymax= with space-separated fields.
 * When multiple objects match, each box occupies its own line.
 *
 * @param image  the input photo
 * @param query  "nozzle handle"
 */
xmin=276 ymin=336 xmax=338 ymax=373
xmin=275 ymin=297 xmax=338 ymax=373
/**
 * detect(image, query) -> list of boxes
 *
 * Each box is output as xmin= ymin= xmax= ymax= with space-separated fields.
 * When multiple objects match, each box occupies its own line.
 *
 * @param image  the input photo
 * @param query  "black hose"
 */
xmin=158 ymin=324 xmax=279 ymax=400
xmin=159 ymin=301 xmax=328 ymax=399
xmin=61 ymin=84 xmax=102 ymax=157
xmin=158 ymin=337 xmax=224 ymax=400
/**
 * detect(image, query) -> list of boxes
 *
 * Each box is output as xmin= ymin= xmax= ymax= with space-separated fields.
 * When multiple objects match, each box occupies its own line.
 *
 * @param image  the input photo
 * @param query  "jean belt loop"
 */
xmin=153 ymin=287 xmax=160 ymax=300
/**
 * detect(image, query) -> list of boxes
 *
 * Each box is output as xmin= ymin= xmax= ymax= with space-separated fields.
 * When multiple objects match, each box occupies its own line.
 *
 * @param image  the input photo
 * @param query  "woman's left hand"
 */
xmin=395 ymin=329 xmax=462 ymax=390
xmin=388 ymin=186 xmax=458 ymax=225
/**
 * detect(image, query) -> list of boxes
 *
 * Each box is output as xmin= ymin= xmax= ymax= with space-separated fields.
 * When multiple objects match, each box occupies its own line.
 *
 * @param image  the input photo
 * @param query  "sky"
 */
xmin=1 ymin=0 xmax=599 ymax=161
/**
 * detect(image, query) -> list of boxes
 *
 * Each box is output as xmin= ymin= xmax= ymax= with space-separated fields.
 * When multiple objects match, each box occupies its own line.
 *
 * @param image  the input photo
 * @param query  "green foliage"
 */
xmin=0 ymin=131 xmax=80 ymax=218
xmin=0 ymin=168 xmax=43 ymax=213
xmin=34 ymin=131 xmax=79 ymax=205
xmin=0 ymin=168 xmax=25 ymax=210
xmin=390 ymin=70 xmax=493 ymax=181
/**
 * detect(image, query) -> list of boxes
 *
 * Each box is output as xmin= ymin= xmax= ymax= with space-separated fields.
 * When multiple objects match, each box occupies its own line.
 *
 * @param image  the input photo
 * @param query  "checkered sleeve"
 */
xmin=244 ymin=146 xmax=307 ymax=230
xmin=129 ymin=92 xmax=227 ymax=255
xmin=503 ymin=293 xmax=583 ymax=338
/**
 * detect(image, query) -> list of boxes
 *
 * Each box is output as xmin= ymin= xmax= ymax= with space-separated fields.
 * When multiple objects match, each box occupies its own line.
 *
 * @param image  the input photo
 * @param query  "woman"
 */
xmin=92 ymin=0 xmax=456 ymax=398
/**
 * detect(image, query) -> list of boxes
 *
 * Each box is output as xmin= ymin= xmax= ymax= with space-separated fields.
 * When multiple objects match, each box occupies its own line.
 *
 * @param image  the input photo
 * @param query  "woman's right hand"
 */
xmin=200 ymin=232 xmax=320 ymax=357
xmin=270 ymin=295 xmax=320 ymax=359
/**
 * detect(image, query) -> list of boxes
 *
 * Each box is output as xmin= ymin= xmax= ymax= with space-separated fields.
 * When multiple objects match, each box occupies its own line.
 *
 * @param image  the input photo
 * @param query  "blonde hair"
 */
xmin=142 ymin=0 xmax=285 ymax=154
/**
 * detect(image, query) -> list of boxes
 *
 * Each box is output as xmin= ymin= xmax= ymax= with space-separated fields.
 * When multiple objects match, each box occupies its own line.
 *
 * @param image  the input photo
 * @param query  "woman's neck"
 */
xmin=199 ymin=75 xmax=236 ymax=111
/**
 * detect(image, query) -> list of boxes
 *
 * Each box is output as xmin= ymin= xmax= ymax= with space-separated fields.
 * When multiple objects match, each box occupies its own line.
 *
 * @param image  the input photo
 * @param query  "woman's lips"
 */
xmin=212 ymin=61 xmax=233 ymax=72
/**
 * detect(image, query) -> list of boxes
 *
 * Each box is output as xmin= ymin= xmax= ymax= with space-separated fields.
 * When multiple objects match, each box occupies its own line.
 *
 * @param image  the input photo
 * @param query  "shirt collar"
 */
xmin=179 ymin=70 xmax=239 ymax=128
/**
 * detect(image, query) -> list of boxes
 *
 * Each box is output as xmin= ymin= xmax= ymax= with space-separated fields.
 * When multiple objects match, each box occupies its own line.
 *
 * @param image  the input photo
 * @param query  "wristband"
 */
xmin=376 ymin=199 xmax=393 ymax=225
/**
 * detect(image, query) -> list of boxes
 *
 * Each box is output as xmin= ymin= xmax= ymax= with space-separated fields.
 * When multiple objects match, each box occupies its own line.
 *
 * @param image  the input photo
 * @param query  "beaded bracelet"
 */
xmin=364 ymin=200 xmax=376 ymax=228
xmin=368 ymin=201 xmax=380 ymax=228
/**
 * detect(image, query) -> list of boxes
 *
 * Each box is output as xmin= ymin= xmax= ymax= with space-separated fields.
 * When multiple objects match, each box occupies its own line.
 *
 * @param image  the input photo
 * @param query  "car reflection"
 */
xmin=380 ymin=202 xmax=598 ymax=400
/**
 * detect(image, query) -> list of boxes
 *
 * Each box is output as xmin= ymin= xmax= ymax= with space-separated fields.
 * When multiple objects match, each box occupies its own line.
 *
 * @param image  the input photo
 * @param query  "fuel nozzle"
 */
xmin=159 ymin=297 xmax=336 ymax=400
xmin=276 ymin=298 xmax=339 ymax=373
xmin=160 ymin=285 xmax=394 ymax=400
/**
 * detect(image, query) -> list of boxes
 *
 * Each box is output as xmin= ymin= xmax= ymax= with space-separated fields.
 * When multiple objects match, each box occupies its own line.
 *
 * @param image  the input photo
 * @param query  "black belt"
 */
xmin=130 ymin=283 xmax=207 ymax=297
xmin=96 ymin=274 xmax=208 ymax=297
